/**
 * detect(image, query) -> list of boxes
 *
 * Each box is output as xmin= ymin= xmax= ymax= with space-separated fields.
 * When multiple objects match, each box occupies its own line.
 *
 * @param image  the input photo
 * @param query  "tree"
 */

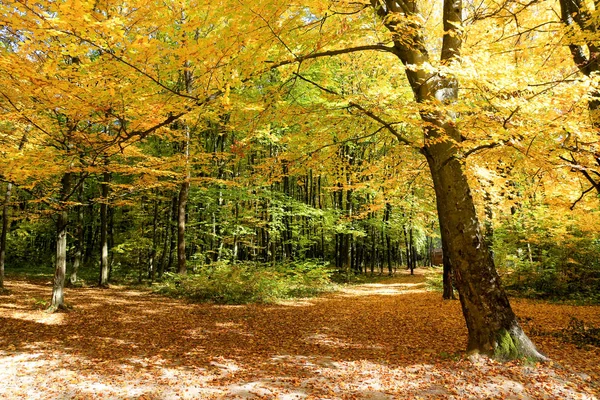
xmin=363 ymin=0 xmax=546 ymax=359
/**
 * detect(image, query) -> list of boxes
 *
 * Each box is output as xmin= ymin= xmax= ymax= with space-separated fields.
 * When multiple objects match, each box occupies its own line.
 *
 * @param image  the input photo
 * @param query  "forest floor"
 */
xmin=1 ymin=269 xmax=599 ymax=399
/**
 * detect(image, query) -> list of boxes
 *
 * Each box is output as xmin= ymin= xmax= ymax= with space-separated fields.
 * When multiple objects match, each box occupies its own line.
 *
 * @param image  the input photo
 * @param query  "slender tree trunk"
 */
xmin=69 ymin=178 xmax=85 ymax=286
xmin=370 ymin=224 xmax=376 ymax=275
xmin=99 ymin=171 xmax=110 ymax=287
xmin=48 ymin=171 xmax=72 ymax=312
xmin=385 ymin=204 xmax=393 ymax=275
xmin=177 ymin=178 xmax=189 ymax=274
xmin=108 ymin=205 xmax=114 ymax=279
xmin=409 ymin=224 xmax=415 ymax=275
xmin=0 ymin=182 xmax=12 ymax=292
xmin=149 ymin=198 xmax=159 ymax=280
xmin=84 ymin=202 xmax=95 ymax=266
xmin=177 ymin=68 xmax=193 ymax=274
xmin=282 ymin=163 xmax=293 ymax=261
xmin=177 ymin=121 xmax=190 ymax=275
xmin=1 ymin=134 xmax=27 ymax=291
xmin=158 ymin=198 xmax=172 ymax=278
xmin=167 ymin=194 xmax=177 ymax=271
xmin=402 ymin=223 xmax=411 ymax=270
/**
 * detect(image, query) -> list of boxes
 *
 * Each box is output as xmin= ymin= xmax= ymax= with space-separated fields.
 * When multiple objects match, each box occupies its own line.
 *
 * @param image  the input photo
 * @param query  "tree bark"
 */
xmin=0 ymin=182 xmax=12 ymax=292
xmin=99 ymin=171 xmax=110 ymax=287
xmin=1 ymin=133 xmax=27 ymax=292
xmin=48 ymin=171 xmax=72 ymax=312
xmin=177 ymin=178 xmax=189 ymax=275
xmin=177 ymin=67 xmax=193 ymax=274
xmin=149 ymin=197 xmax=159 ymax=280
xmin=158 ymin=197 xmax=172 ymax=278
xmin=440 ymin=217 xmax=456 ymax=300
xmin=69 ymin=177 xmax=85 ymax=286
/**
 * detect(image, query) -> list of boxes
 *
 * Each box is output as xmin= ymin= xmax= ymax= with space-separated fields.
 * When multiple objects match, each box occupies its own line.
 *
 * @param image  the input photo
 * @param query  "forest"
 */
xmin=1 ymin=0 xmax=600 ymax=398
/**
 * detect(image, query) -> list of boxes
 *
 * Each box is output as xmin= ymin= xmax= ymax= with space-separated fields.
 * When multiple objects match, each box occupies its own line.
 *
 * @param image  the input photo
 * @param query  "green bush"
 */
xmin=493 ymin=211 xmax=600 ymax=303
xmin=424 ymin=267 xmax=444 ymax=292
xmin=154 ymin=260 xmax=334 ymax=304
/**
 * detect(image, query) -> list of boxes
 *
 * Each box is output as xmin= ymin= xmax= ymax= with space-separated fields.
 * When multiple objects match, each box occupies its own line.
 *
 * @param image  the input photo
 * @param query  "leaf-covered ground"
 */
xmin=1 ymin=270 xmax=599 ymax=399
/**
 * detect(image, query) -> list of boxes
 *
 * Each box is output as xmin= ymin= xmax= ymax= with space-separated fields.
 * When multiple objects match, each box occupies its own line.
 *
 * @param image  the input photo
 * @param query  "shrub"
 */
xmin=154 ymin=260 xmax=334 ymax=304
xmin=424 ymin=267 xmax=444 ymax=292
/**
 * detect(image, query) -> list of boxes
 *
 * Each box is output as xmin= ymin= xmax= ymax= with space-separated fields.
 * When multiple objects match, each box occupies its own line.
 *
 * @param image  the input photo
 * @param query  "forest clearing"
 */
xmin=1 ymin=270 xmax=599 ymax=399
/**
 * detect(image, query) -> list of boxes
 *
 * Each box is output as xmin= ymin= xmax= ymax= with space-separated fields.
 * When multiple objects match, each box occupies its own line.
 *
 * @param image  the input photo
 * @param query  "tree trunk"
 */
xmin=409 ymin=224 xmax=415 ymax=275
xmin=0 ymin=182 xmax=12 ymax=292
xmin=402 ymin=223 xmax=411 ymax=270
xmin=99 ymin=171 xmax=110 ymax=287
xmin=177 ymin=178 xmax=189 ymax=274
xmin=424 ymin=148 xmax=541 ymax=357
xmin=48 ymin=171 xmax=72 ymax=312
xmin=370 ymin=0 xmax=546 ymax=359
xmin=177 ymin=68 xmax=193 ymax=274
xmin=69 ymin=177 xmax=85 ymax=286
xmin=158 ymin=198 xmax=173 ymax=278
xmin=1 ymin=134 xmax=27 ymax=292
xmin=149 ymin=197 xmax=159 ymax=280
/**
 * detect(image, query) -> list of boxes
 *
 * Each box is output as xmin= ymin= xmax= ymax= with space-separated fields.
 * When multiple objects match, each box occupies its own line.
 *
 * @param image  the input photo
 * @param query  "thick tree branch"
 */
xmin=441 ymin=0 xmax=463 ymax=63
xmin=461 ymin=141 xmax=505 ymax=158
xmin=266 ymin=44 xmax=398 ymax=69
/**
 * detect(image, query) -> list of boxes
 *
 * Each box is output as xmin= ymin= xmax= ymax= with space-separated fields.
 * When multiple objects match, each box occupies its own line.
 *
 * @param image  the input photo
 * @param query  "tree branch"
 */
xmin=559 ymin=154 xmax=600 ymax=194
xmin=570 ymin=185 xmax=595 ymax=210
xmin=292 ymin=72 xmax=414 ymax=146
xmin=266 ymin=44 xmax=398 ymax=69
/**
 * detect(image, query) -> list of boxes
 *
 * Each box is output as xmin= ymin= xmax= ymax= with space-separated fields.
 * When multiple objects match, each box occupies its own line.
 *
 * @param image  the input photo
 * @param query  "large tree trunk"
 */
xmin=48 ymin=171 xmax=72 ymax=312
xmin=424 ymin=144 xmax=541 ymax=356
xmin=370 ymin=0 xmax=547 ymax=359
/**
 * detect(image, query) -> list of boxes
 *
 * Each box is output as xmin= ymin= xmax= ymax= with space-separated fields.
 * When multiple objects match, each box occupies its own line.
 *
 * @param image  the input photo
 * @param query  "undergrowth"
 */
xmin=424 ymin=267 xmax=444 ymax=292
xmin=154 ymin=261 xmax=335 ymax=304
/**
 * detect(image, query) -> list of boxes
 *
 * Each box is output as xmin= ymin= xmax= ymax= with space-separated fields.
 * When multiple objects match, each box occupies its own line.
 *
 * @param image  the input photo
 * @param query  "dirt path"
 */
xmin=0 ymin=270 xmax=599 ymax=399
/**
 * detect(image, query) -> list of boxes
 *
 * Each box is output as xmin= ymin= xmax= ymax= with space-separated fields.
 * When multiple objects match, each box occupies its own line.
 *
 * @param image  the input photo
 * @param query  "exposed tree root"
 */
xmin=45 ymin=303 xmax=71 ymax=313
xmin=495 ymin=323 xmax=550 ymax=362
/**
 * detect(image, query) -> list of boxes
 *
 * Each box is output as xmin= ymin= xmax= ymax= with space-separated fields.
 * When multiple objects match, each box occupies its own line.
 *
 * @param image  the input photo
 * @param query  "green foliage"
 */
xmin=493 ymin=209 xmax=600 ymax=303
xmin=154 ymin=260 xmax=334 ymax=304
xmin=6 ymin=219 xmax=55 ymax=269
xmin=424 ymin=267 xmax=444 ymax=292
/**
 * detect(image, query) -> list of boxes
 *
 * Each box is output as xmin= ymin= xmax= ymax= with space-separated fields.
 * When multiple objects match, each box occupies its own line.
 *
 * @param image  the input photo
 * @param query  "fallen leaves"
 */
xmin=0 ymin=270 xmax=598 ymax=399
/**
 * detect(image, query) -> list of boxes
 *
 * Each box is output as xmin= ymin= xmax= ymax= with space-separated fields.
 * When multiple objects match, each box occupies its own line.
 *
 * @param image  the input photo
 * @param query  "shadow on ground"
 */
xmin=0 ymin=270 xmax=598 ymax=399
